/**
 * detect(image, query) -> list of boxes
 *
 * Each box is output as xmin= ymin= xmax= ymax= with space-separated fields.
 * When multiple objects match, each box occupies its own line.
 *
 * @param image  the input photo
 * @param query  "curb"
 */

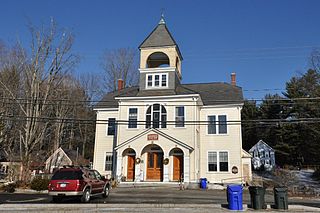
xmin=0 ymin=203 xmax=319 ymax=211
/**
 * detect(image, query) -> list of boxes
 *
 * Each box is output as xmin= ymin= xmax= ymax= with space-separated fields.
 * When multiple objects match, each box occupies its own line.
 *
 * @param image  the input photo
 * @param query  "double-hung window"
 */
xmin=146 ymin=74 xmax=168 ymax=88
xmin=175 ymin=106 xmax=185 ymax=127
xmin=208 ymin=152 xmax=217 ymax=171
xmin=208 ymin=116 xmax=216 ymax=134
xmin=161 ymin=75 xmax=167 ymax=86
xmin=147 ymin=75 xmax=152 ymax=87
xmin=154 ymin=75 xmax=160 ymax=87
xmin=219 ymin=152 xmax=228 ymax=171
xmin=218 ymin=115 xmax=227 ymax=134
xmin=105 ymin=153 xmax=113 ymax=171
xmin=207 ymin=115 xmax=227 ymax=134
xmin=128 ymin=108 xmax=138 ymax=128
xmin=208 ymin=151 xmax=229 ymax=172
xmin=107 ymin=118 xmax=116 ymax=135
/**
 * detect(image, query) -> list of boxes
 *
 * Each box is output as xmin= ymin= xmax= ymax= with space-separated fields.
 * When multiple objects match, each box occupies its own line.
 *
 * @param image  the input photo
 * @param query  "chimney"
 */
xmin=118 ymin=79 xmax=124 ymax=91
xmin=231 ymin=72 xmax=236 ymax=86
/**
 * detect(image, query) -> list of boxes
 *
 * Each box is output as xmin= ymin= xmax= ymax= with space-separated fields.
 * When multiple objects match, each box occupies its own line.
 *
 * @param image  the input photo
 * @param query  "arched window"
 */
xmin=146 ymin=104 xmax=167 ymax=128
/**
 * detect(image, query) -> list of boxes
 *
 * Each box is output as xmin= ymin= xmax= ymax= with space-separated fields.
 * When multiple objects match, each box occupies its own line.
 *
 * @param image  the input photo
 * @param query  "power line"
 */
xmin=1 ymin=114 xmax=320 ymax=126
xmin=2 ymin=97 xmax=320 ymax=107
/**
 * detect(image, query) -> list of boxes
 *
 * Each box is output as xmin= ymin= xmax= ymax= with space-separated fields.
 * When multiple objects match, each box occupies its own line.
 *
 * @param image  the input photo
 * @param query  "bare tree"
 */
xmin=101 ymin=48 xmax=138 ymax=92
xmin=0 ymin=20 xmax=79 ymax=181
xmin=79 ymin=72 xmax=104 ymax=103
xmin=0 ymin=42 xmax=24 ymax=166
xmin=311 ymin=48 xmax=320 ymax=73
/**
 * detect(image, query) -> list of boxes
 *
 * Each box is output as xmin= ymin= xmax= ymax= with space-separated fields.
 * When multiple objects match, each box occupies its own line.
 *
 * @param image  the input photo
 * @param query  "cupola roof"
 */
xmin=139 ymin=16 xmax=178 ymax=49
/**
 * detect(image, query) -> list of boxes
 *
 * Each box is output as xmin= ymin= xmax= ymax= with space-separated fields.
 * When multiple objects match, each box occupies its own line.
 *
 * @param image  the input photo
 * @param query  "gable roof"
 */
xmin=45 ymin=147 xmax=88 ymax=165
xmin=94 ymin=82 xmax=243 ymax=109
xmin=115 ymin=128 xmax=194 ymax=151
xmin=242 ymin=149 xmax=252 ymax=158
xmin=45 ymin=147 xmax=72 ymax=165
xmin=249 ymin=140 xmax=274 ymax=152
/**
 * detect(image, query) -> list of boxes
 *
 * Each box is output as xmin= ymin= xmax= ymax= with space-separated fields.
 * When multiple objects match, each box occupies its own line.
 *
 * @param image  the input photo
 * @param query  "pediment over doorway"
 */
xmin=114 ymin=128 xmax=194 ymax=152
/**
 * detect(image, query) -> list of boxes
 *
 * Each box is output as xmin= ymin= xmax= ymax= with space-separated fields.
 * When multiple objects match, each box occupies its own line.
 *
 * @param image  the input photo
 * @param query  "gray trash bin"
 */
xmin=248 ymin=186 xmax=266 ymax=210
xmin=274 ymin=187 xmax=288 ymax=210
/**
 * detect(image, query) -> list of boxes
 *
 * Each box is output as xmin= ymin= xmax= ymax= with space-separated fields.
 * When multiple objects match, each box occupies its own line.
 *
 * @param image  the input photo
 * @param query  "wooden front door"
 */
xmin=173 ymin=155 xmax=183 ymax=181
xmin=147 ymin=152 xmax=163 ymax=181
xmin=127 ymin=155 xmax=135 ymax=181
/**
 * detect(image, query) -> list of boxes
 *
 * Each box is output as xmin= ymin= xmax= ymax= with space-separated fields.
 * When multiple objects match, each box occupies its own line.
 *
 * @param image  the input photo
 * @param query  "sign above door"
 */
xmin=147 ymin=134 xmax=158 ymax=141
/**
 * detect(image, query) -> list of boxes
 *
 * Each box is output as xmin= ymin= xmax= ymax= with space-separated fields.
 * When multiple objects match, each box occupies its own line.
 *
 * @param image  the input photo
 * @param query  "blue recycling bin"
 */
xmin=227 ymin=185 xmax=243 ymax=210
xmin=200 ymin=178 xmax=207 ymax=189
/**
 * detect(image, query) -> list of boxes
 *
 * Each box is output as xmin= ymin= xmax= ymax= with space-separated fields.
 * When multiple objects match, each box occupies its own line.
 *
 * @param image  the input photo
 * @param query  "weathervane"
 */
xmin=159 ymin=8 xmax=166 ymax=24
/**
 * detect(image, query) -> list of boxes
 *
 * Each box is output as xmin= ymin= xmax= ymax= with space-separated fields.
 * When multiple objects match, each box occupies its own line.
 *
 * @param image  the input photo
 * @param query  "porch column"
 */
xmin=184 ymin=155 xmax=190 ymax=183
xmin=116 ymin=155 xmax=122 ymax=181
xmin=135 ymin=160 xmax=141 ymax=182
xmin=163 ymin=154 xmax=169 ymax=182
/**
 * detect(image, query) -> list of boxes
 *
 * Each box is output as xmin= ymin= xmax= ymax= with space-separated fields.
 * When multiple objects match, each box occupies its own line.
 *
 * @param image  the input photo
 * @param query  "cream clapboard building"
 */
xmin=93 ymin=17 xmax=252 ymax=185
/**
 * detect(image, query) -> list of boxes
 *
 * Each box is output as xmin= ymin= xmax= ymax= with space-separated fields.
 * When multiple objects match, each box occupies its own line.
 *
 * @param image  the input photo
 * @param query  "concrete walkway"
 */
xmin=0 ymin=203 xmax=319 ymax=212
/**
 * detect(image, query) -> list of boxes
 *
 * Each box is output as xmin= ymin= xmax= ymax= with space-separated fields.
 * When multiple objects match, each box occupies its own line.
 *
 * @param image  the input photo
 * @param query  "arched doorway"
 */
xmin=122 ymin=148 xmax=136 ymax=181
xmin=169 ymin=148 xmax=184 ymax=181
xmin=141 ymin=144 xmax=164 ymax=181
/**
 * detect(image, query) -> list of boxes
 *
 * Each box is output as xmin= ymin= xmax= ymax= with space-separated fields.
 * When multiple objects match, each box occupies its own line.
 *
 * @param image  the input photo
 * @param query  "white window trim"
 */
xmin=127 ymin=107 xmax=139 ymax=129
xmin=104 ymin=152 xmax=113 ymax=172
xmin=207 ymin=114 xmax=228 ymax=135
xmin=207 ymin=151 xmax=218 ymax=172
xmin=145 ymin=104 xmax=168 ymax=129
xmin=207 ymin=150 xmax=230 ymax=173
xmin=174 ymin=106 xmax=186 ymax=128
xmin=146 ymin=73 xmax=169 ymax=89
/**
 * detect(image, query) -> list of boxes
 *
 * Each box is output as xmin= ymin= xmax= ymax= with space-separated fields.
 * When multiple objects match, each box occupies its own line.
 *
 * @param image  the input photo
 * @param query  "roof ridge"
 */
xmin=182 ymin=82 xmax=227 ymax=85
xmin=182 ymin=82 xmax=243 ymax=89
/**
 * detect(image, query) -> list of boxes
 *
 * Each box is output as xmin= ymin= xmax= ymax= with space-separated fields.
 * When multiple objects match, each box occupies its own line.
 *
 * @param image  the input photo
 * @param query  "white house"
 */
xmin=249 ymin=140 xmax=275 ymax=171
xmin=45 ymin=147 xmax=89 ymax=173
xmin=93 ymin=17 xmax=251 ymax=185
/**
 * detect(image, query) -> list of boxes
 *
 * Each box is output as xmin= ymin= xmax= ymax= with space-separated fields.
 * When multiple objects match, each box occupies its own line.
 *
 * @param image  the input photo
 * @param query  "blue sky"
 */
xmin=1 ymin=0 xmax=319 ymax=100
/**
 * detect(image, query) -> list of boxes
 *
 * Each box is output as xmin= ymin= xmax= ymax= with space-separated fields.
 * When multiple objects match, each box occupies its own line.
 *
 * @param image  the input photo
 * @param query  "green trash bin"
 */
xmin=274 ymin=187 xmax=288 ymax=210
xmin=248 ymin=186 xmax=266 ymax=210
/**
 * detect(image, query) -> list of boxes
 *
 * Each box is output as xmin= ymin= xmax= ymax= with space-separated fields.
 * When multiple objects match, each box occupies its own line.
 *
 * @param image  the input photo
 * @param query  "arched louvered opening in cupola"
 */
xmin=147 ymin=52 xmax=170 ymax=68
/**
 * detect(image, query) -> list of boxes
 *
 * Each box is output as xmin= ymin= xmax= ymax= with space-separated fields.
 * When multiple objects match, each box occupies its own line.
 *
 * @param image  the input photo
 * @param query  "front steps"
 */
xmin=117 ymin=181 xmax=182 ymax=188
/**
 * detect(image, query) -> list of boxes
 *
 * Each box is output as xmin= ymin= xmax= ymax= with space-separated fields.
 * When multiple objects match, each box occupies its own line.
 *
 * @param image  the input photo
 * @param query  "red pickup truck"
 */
xmin=48 ymin=167 xmax=110 ymax=203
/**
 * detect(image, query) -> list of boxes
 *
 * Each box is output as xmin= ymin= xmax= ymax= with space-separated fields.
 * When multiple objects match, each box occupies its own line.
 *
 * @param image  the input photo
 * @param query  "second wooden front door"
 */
xmin=173 ymin=155 xmax=183 ymax=181
xmin=147 ymin=152 xmax=163 ymax=181
xmin=127 ymin=155 xmax=135 ymax=181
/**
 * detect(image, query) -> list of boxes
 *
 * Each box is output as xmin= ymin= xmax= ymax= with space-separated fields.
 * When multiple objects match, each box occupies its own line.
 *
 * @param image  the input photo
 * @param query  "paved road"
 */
xmin=0 ymin=187 xmax=319 ymax=211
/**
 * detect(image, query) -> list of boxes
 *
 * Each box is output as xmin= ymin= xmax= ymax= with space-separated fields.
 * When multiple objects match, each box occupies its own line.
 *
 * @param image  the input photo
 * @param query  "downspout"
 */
xmin=194 ymin=97 xmax=198 ymax=182
xmin=238 ymin=106 xmax=243 ymax=184
xmin=112 ymin=120 xmax=118 ymax=179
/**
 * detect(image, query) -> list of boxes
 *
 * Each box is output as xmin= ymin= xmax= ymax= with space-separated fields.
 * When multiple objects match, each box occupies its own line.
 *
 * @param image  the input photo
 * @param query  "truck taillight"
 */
xmin=76 ymin=180 xmax=82 ymax=191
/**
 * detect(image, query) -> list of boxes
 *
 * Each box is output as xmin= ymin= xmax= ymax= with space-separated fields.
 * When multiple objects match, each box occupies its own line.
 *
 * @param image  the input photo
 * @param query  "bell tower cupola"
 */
xmin=138 ymin=15 xmax=183 ymax=91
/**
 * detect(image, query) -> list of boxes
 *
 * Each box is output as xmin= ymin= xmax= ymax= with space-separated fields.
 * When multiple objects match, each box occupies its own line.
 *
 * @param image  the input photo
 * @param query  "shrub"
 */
xmin=30 ymin=176 xmax=50 ymax=191
xmin=4 ymin=183 xmax=16 ymax=193
xmin=312 ymin=169 xmax=320 ymax=180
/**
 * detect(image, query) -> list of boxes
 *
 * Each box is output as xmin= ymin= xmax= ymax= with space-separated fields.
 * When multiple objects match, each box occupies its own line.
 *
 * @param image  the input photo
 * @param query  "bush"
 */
xmin=30 ymin=176 xmax=50 ymax=191
xmin=312 ymin=169 xmax=320 ymax=180
xmin=4 ymin=183 xmax=16 ymax=193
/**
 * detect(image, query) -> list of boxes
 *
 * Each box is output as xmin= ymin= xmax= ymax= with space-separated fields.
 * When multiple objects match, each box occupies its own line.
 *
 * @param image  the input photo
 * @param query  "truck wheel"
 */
xmin=102 ymin=185 xmax=110 ymax=198
xmin=81 ymin=188 xmax=91 ymax=203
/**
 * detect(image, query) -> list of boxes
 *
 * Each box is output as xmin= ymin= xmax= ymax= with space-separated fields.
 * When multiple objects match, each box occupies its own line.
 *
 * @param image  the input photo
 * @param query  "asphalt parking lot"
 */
xmin=0 ymin=186 xmax=320 ymax=212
